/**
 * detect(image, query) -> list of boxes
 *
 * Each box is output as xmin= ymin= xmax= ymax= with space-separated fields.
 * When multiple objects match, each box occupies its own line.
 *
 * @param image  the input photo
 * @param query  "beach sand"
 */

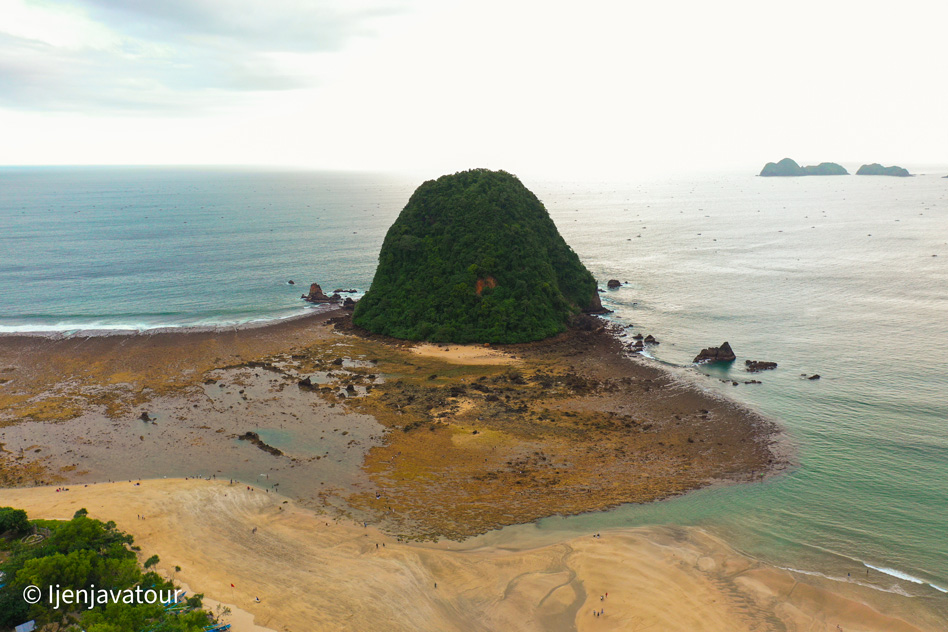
xmin=0 ymin=479 xmax=933 ymax=632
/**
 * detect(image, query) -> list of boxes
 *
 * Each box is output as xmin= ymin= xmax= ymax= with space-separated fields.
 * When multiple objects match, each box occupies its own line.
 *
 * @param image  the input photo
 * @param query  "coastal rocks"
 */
xmin=138 ymin=411 xmax=152 ymax=422
xmin=236 ymin=431 xmax=283 ymax=457
xmin=856 ymin=163 xmax=911 ymax=177
xmin=583 ymin=290 xmax=613 ymax=315
xmin=643 ymin=334 xmax=658 ymax=345
xmin=342 ymin=297 xmax=356 ymax=310
xmin=607 ymin=279 xmax=621 ymax=289
xmin=760 ymin=158 xmax=849 ymax=177
xmin=632 ymin=333 xmax=644 ymax=340
xmin=745 ymin=360 xmax=777 ymax=373
xmin=301 ymin=282 xmax=333 ymax=303
xmin=693 ymin=342 xmax=736 ymax=364
xmin=807 ymin=374 xmax=821 ymax=380
xmin=287 ymin=280 xmax=295 ymax=285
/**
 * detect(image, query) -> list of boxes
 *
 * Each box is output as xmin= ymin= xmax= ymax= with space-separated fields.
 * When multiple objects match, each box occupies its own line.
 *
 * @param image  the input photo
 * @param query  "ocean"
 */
xmin=2 ymin=166 xmax=946 ymax=614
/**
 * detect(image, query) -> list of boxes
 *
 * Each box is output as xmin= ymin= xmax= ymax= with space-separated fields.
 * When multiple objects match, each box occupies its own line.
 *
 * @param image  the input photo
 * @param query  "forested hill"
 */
xmin=353 ymin=169 xmax=604 ymax=343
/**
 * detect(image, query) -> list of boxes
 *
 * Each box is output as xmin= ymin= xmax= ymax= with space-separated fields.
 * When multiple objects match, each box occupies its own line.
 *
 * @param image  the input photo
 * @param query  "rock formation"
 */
xmin=693 ymin=342 xmax=736 ymax=364
xmin=607 ymin=279 xmax=621 ymax=289
xmin=745 ymin=360 xmax=777 ymax=373
xmin=760 ymin=158 xmax=849 ymax=177
xmin=353 ymin=169 xmax=607 ymax=343
xmin=856 ymin=164 xmax=911 ymax=177
xmin=301 ymin=282 xmax=333 ymax=303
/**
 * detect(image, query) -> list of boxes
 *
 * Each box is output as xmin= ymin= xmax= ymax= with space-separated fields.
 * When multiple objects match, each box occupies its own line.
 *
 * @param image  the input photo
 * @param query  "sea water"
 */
xmin=2 ymin=166 xmax=946 ymax=613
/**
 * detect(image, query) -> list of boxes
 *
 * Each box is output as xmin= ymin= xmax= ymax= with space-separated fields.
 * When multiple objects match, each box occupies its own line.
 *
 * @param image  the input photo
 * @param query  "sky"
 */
xmin=1 ymin=0 xmax=946 ymax=178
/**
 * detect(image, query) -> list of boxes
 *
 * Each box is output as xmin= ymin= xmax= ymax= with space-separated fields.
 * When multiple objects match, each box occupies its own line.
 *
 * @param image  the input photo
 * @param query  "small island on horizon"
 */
xmin=759 ymin=158 xmax=849 ymax=177
xmin=856 ymin=163 xmax=912 ymax=177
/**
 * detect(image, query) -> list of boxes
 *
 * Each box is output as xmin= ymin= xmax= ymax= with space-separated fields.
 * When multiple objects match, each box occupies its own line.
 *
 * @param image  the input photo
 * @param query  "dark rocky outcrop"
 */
xmin=138 ymin=411 xmax=152 ymax=422
xmin=287 ymin=280 xmax=295 ymax=285
xmin=302 ymin=282 xmax=333 ymax=303
xmin=807 ymin=374 xmax=821 ymax=380
xmin=607 ymin=279 xmax=621 ymax=289
xmin=643 ymin=334 xmax=658 ymax=344
xmin=693 ymin=342 xmax=736 ymax=364
xmin=760 ymin=158 xmax=849 ymax=177
xmin=856 ymin=164 xmax=911 ymax=177
xmin=237 ymin=431 xmax=283 ymax=456
xmin=745 ymin=360 xmax=777 ymax=373
xmin=342 ymin=297 xmax=356 ymax=310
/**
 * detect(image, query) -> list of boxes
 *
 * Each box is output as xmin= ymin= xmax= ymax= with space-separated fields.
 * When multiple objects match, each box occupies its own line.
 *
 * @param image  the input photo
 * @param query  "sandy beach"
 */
xmin=1 ymin=314 xmax=941 ymax=630
xmin=0 ymin=479 xmax=935 ymax=632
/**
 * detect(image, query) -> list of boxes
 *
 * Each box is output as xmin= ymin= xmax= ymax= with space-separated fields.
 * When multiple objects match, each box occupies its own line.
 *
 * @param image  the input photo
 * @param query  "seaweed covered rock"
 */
xmin=353 ymin=169 xmax=603 ymax=343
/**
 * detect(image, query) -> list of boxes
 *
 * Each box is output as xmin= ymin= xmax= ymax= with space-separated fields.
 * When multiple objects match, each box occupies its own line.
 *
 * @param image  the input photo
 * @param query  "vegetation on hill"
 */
xmin=760 ymin=158 xmax=849 ymax=176
xmin=353 ymin=169 xmax=602 ymax=343
xmin=0 ymin=507 xmax=213 ymax=632
xmin=856 ymin=163 xmax=911 ymax=177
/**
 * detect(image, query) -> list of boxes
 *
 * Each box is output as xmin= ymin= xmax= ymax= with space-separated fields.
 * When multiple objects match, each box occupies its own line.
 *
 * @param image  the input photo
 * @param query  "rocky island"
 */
xmin=353 ymin=169 xmax=608 ymax=343
xmin=760 ymin=158 xmax=849 ymax=177
xmin=856 ymin=163 xmax=912 ymax=177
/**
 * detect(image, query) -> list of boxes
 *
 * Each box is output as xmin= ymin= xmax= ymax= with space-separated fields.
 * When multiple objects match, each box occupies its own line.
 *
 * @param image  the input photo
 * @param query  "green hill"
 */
xmin=353 ymin=169 xmax=605 ymax=343
xmin=760 ymin=158 xmax=849 ymax=176
xmin=856 ymin=163 xmax=911 ymax=177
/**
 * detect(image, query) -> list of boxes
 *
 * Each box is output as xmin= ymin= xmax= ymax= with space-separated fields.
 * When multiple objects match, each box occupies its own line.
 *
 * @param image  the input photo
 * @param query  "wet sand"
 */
xmin=0 ymin=479 xmax=935 ymax=632
xmin=1 ymin=312 xmax=783 ymax=536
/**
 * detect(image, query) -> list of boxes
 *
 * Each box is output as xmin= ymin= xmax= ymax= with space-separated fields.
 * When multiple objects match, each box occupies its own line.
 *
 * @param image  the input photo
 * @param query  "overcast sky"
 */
xmin=1 ymin=0 xmax=945 ymax=177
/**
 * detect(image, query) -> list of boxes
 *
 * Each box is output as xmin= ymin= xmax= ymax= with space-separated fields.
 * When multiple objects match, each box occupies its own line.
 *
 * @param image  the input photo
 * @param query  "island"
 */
xmin=856 ymin=163 xmax=912 ymax=177
xmin=759 ymin=158 xmax=849 ymax=177
xmin=353 ymin=168 xmax=608 ymax=343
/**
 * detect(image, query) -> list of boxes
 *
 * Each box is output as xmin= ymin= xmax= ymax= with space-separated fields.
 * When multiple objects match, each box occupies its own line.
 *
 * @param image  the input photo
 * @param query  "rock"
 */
xmin=808 ymin=374 xmax=821 ymax=380
xmin=856 ymin=163 xmax=911 ymax=177
xmin=693 ymin=342 xmax=736 ymax=364
xmin=138 ymin=411 xmax=151 ymax=422
xmin=237 ymin=431 xmax=283 ymax=457
xmin=760 ymin=158 xmax=849 ymax=177
xmin=632 ymin=333 xmax=644 ymax=340
xmin=644 ymin=334 xmax=658 ymax=344
xmin=745 ymin=360 xmax=777 ymax=373
xmin=287 ymin=280 xmax=295 ymax=285
xmin=607 ymin=279 xmax=621 ymax=289
xmin=342 ymin=297 xmax=356 ymax=310
xmin=330 ymin=293 xmax=341 ymax=301
xmin=301 ymin=282 xmax=333 ymax=303
xmin=744 ymin=380 xmax=762 ymax=384
xmin=333 ymin=288 xmax=358 ymax=293
xmin=298 ymin=376 xmax=313 ymax=388
xmin=583 ymin=289 xmax=613 ymax=315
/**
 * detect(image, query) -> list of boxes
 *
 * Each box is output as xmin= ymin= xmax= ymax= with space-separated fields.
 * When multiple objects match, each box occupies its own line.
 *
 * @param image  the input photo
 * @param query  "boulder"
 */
xmin=583 ymin=290 xmax=612 ymax=315
xmin=342 ymin=297 xmax=356 ymax=310
xmin=693 ymin=342 xmax=736 ymax=364
xmin=644 ymin=334 xmax=658 ymax=344
xmin=745 ymin=360 xmax=777 ymax=373
xmin=287 ymin=280 xmax=295 ymax=285
xmin=607 ymin=279 xmax=621 ymax=289
xmin=632 ymin=333 xmax=644 ymax=340
xmin=301 ymin=282 xmax=333 ymax=303
xmin=808 ymin=374 xmax=821 ymax=380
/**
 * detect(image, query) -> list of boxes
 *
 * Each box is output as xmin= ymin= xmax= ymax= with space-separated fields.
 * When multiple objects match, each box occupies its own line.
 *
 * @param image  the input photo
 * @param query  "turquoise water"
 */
xmin=2 ymin=166 xmax=947 ymax=613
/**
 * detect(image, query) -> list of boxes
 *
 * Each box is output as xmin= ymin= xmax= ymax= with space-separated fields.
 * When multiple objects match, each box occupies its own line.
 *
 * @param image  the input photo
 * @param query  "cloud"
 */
xmin=0 ymin=0 xmax=411 ymax=114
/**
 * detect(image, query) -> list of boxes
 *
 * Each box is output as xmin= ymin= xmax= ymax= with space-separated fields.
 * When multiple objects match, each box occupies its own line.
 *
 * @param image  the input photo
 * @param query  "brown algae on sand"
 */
xmin=0 ymin=310 xmax=781 ymax=540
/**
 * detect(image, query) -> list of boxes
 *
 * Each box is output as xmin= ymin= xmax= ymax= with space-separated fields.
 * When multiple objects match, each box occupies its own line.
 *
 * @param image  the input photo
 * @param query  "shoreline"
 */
xmin=0 ymin=303 xmax=344 ymax=339
xmin=0 ymin=478 xmax=936 ymax=632
xmin=3 ymin=311 xmax=942 ymax=626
